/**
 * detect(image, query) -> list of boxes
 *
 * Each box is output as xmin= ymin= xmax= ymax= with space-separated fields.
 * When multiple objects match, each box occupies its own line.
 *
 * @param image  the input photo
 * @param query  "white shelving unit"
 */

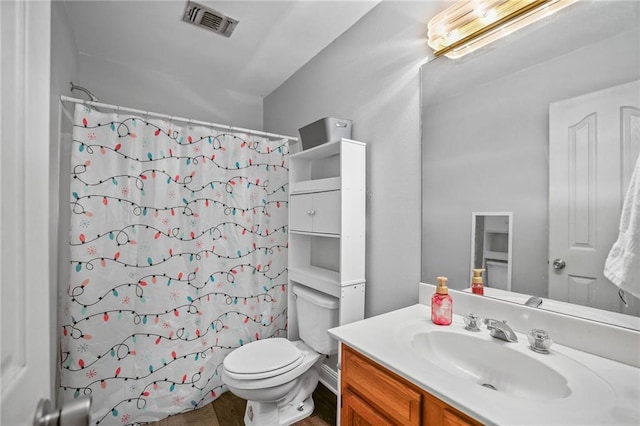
xmin=471 ymin=213 xmax=513 ymax=291
xmin=287 ymin=138 xmax=366 ymax=394
xmin=482 ymin=215 xmax=509 ymax=263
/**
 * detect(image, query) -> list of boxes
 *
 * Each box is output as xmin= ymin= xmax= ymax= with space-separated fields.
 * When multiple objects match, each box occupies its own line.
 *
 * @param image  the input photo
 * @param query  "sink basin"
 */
xmin=411 ymin=329 xmax=571 ymax=401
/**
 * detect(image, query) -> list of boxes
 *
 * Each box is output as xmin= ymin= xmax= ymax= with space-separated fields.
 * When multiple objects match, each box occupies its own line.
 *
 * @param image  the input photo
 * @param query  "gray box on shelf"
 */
xmin=298 ymin=117 xmax=352 ymax=150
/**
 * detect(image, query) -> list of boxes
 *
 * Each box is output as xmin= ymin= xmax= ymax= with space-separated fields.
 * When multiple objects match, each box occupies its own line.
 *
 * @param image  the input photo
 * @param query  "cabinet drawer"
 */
xmin=342 ymin=389 xmax=394 ymax=425
xmin=342 ymin=345 xmax=421 ymax=425
xmin=290 ymin=190 xmax=340 ymax=234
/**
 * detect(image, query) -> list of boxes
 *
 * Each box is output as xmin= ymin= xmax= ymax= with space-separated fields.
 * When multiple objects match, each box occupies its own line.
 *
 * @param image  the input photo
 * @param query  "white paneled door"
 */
xmin=1 ymin=1 xmax=55 ymax=425
xmin=549 ymin=80 xmax=640 ymax=315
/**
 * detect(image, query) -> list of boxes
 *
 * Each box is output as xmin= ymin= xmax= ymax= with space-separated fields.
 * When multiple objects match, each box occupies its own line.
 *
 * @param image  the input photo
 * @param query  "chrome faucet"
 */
xmin=525 ymin=296 xmax=543 ymax=308
xmin=484 ymin=318 xmax=518 ymax=342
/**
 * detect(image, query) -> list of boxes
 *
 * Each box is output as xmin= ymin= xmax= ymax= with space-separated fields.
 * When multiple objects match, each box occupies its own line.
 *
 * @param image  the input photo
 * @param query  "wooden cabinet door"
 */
xmin=443 ymin=409 xmax=479 ymax=426
xmin=342 ymin=345 xmax=483 ymax=426
xmin=342 ymin=389 xmax=395 ymax=426
xmin=342 ymin=346 xmax=421 ymax=425
xmin=422 ymin=386 xmax=482 ymax=426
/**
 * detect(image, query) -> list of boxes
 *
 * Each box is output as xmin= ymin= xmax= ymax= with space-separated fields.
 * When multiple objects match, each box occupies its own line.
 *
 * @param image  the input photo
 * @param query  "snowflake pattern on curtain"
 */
xmin=59 ymin=104 xmax=289 ymax=425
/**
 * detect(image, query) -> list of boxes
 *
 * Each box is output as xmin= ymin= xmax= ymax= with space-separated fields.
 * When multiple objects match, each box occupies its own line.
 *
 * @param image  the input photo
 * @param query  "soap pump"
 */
xmin=431 ymin=276 xmax=453 ymax=326
xmin=471 ymin=268 xmax=486 ymax=295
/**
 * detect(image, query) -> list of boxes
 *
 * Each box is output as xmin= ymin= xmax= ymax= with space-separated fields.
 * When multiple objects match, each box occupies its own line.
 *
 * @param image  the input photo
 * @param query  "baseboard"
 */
xmin=318 ymin=362 xmax=338 ymax=395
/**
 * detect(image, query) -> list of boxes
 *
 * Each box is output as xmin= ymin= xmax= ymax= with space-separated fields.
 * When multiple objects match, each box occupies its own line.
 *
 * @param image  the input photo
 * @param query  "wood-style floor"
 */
xmin=151 ymin=383 xmax=336 ymax=426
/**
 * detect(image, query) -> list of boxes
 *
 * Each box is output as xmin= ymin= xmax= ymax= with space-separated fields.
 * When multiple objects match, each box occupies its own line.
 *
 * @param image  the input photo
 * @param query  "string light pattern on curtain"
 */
xmin=59 ymin=104 xmax=289 ymax=425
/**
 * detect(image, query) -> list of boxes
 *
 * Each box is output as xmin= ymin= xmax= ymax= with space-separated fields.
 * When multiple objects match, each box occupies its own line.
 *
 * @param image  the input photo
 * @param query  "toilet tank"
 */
xmin=486 ymin=260 xmax=508 ymax=291
xmin=292 ymin=284 xmax=340 ymax=355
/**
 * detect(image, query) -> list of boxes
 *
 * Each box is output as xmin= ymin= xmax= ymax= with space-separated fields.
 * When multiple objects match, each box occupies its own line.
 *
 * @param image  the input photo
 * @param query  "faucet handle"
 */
xmin=528 ymin=329 xmax=553 ymax=353
xmin=463 ymin=313 xmax=481 ymax=331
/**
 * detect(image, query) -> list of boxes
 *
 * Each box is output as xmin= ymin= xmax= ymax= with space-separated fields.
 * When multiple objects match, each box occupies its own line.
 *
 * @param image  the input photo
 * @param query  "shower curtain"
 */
xmin=59 ymin=104 xmax=289 ymax=425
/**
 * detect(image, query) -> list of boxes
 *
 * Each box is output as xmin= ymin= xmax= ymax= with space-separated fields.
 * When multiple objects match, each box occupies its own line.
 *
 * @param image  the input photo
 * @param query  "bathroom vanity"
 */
xmin=341 ymin=344 xmax=480 ymax=425
xmin=329 ymin=284 xmax=640 ymax=425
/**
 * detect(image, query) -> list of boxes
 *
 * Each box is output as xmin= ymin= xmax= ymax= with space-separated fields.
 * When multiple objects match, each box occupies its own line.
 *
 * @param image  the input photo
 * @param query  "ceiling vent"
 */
xmin=182 ymin=1 xmax=238 ymax=38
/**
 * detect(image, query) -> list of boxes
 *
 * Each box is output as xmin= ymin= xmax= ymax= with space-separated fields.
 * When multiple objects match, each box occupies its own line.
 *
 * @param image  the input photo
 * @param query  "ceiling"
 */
xmin=63 ymin=0 xmax=381 ymax=98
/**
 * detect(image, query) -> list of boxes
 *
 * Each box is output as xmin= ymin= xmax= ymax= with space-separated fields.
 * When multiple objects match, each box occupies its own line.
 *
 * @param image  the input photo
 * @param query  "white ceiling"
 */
xmin=63 ymin=0 xmax=381 ymax=98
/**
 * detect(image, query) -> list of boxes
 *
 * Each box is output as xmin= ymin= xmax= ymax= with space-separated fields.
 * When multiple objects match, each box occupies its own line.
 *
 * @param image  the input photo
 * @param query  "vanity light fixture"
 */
xmin=427 ymin=0 xmax=579 ymax=59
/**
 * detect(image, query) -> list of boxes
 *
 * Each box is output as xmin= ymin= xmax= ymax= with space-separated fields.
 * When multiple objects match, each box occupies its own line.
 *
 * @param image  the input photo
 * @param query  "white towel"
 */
xmin=604 ymin=154 xmax=640 ymax=298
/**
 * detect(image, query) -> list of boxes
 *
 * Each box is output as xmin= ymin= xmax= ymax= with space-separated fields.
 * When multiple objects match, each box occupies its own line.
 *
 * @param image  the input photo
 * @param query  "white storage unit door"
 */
xmin=290 ymin=191 xmax=341 ymax=234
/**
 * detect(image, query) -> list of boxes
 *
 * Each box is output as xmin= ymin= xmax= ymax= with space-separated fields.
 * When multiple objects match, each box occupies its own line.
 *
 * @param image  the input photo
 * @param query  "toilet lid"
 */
xmin=224 ymin=338 xmax=303 ymax=379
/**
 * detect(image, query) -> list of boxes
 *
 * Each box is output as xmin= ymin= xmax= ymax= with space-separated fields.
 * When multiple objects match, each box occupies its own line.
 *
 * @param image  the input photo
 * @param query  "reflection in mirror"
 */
xmin=548 ymin=80 xmax=640 ymax=318
xmin=470 ymin=213 xmax=512 ymax=291
xmin=420 ymin=1 xmax=640 ymax=330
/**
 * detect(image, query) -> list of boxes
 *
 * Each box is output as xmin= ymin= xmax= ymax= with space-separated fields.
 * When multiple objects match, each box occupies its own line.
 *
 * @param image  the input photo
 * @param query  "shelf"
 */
xmin=484 ymin=251 xmax=508 ymax=261
xmin=485 ymin=229 xmax=508 ymax=234
xmin=289 ymin=230 xmax=341 ymax=238
xmin=290 ymin=138 xmax=364 ymax=161
xmin=290 ymin=177 xmax=341 ymax=194
xmin=289 ymin=266 xmax=342 ymax=297
xmin=290 ymin=139 xmax=340 ymax=160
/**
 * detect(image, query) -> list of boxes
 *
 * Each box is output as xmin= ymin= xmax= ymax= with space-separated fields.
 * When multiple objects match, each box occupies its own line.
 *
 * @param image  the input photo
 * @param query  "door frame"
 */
xmin=1 ymin=1 xmax=54 ymax=425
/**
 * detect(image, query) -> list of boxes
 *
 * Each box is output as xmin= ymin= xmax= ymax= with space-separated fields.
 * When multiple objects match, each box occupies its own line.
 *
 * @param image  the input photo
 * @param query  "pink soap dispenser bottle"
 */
xmin=431 ymin=276 xmax=453 ymax=326
xmin=471 ymin=268 xmax=485 ymax=295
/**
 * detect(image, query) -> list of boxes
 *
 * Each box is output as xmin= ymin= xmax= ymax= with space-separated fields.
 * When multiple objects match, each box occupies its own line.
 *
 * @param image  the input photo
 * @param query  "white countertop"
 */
xmin=329 ymin=304 xmax=640 ymax=425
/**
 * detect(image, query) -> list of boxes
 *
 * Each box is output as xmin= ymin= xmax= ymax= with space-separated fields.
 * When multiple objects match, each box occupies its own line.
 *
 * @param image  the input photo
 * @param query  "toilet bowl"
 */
xmin=222 ymin=284 xmax=339 ymax=425
xmin=222 ymin=338 xmax=323 ymax=425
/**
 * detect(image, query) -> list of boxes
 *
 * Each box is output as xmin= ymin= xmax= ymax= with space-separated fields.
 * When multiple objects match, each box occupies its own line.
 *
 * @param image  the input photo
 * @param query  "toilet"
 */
xmin=485 ymin=259 xmax=508 ymax=290
xmin=222 ymin=284 xmax=339 ymax=425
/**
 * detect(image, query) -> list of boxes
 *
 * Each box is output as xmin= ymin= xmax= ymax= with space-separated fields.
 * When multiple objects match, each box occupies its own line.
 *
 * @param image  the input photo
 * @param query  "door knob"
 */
xmin=34 ymin=396 xmax=91 ymax=426
xmin=552 ymin=258 xmax=566 ymax=270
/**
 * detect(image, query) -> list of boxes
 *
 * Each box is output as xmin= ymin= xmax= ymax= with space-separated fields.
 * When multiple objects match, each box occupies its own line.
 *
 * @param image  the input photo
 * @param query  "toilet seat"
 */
xmin=223 ymin=338 xmax=303 ymax=380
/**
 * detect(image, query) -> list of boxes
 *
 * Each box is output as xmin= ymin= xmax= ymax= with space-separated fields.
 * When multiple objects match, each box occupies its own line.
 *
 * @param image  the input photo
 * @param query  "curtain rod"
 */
xmin=60 ymin=95 xmax=299 ymax=142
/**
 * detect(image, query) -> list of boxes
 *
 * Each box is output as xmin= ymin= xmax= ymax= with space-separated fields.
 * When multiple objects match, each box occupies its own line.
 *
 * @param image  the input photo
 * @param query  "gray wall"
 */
xmin=75 ymin=54 xmax=264 ymax=130
xmin=51 ymin=0 xmax=78 ymax=257
xmin=51 ymin=0 xmax=80 ymax=393
xmin=421 ymin=20 xmax=640 ymax=297
xmin=264 ymin=2 xmax=443 ymax=317
xmin=51 ymin=1 xmax=79 ymax=135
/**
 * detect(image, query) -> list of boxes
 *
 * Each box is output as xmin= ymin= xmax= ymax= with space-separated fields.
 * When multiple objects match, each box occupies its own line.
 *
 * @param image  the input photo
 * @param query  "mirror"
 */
xmin=471 ymin=213 xmax=512 ymax=291
xmin=421 ymin=1 xmax=640 ymax=330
